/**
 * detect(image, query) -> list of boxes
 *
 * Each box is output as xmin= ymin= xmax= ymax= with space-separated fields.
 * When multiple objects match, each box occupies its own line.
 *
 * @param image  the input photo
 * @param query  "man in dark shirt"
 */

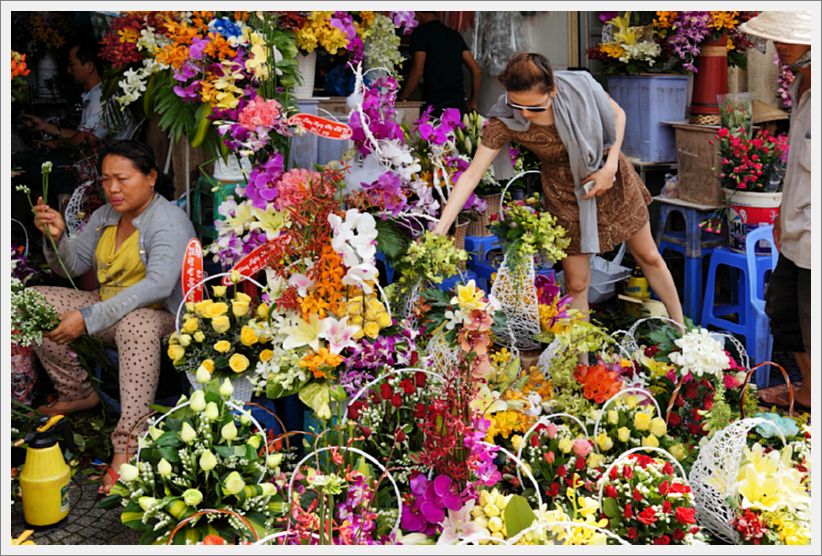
xmin=399 ymin=12 xmax=482 ymax=116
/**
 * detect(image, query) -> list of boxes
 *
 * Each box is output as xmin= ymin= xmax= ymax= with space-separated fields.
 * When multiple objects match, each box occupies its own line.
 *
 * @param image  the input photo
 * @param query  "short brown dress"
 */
xmin=482 ymin=118 xmax=652 ymax=255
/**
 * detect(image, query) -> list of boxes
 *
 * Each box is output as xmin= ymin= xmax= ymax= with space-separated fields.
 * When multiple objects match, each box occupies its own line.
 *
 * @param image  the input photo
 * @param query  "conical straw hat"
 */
xmin=740 ymin=11 xmax=812 ymax=45
xmin=752 ymin=99 xmax=788 ymax=124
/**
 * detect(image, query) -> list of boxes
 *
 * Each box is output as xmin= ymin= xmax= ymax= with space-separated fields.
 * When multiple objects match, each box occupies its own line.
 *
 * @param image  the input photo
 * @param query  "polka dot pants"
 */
xmin=32 ymin=286 xmax=176 ymax=455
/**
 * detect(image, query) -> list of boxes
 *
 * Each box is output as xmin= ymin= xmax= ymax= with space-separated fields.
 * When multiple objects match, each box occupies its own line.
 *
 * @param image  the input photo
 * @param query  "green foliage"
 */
xmin=390 ymin=232 xmax=468 ymax=306
xmin=503 ymin=494 xmax=537 ymax=538
xmin=489 ymin=197 xmax=570 ymax=270
xmin=374 ymin=218 xmax=411 ymax=266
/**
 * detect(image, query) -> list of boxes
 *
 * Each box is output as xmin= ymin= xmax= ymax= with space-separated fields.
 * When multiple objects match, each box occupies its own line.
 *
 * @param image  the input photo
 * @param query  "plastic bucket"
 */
xmin=724 ymin=189 xmax=782 ymax=254
xmin=606 ymin=74 xmax=688 ymax=163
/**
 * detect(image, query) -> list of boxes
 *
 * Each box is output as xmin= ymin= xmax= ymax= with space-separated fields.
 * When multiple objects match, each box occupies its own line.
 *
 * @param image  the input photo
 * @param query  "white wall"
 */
xmin=462 ymin=11 xmax=572 ymax=178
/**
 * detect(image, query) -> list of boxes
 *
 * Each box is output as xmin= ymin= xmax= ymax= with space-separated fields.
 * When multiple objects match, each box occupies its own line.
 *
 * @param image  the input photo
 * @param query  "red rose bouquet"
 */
xmin=599 ymin=453 xmax=705 ymax=544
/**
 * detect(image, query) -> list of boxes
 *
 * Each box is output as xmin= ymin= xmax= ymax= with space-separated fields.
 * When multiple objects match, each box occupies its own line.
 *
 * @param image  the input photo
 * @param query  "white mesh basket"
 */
xmin=688 ymin=417 xmax=787 ymax=544
xmin=490 ymin=253 xmax=541 ymax=350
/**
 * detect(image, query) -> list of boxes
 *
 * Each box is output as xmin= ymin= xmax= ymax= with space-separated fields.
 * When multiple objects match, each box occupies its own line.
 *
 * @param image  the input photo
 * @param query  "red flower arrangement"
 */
xmin=713 ymin=126 xmax=789 ymax=192
xmin=600 ymin=453 xmax=704 ymax=544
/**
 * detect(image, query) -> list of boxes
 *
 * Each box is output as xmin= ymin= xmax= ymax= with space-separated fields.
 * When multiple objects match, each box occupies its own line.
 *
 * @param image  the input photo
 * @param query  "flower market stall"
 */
xmin=8 ymin=8 xmax=815 ymax=548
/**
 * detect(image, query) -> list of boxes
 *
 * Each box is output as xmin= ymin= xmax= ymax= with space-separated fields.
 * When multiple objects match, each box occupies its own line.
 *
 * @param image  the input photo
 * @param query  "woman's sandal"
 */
xmin=97 ymin=466 xmax=120 ymax=496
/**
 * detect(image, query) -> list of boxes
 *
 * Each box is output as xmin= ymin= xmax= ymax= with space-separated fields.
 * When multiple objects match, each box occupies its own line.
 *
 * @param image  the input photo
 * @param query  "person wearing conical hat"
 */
xmin=741 ymin=11 xmax=812 ymax=411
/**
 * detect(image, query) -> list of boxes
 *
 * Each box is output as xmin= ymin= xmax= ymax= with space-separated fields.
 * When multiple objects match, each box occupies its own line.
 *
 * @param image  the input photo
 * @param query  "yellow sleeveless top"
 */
xmin=95 ymin=225 xmax=157 ymax=305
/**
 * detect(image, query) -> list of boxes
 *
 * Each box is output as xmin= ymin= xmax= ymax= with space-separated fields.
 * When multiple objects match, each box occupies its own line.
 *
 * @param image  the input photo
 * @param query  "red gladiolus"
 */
xmin=391 ymin=393 xmax=403 ymax=408
xmin=414 ymin=403 xmax=426 ymax=419
xmin=637 ymin=506 xmax=657 ymax=525
xmin=623 ymin=503 xmax=633 ymax=519
xmin=548 ymin=482 xmax=560 ymax=497
xmin=557 ymin=465 xmax=567 ymax=478
xmin=675 ymin=506 xmax=696 ymax=525
xmin=380 ymin=383 xmax=394 ymax=400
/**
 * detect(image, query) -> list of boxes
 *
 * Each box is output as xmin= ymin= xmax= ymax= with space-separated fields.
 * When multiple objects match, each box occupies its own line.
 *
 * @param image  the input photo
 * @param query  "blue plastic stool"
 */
xmin=376 ymin=251 xmax=394 ymax=285
xmin=700 ymin=225 xmax=778 ymax=387
xmin=439 ymin=269 xmax=479 ymax=292
xmin=469 ymin=259 xmax=555 ymax=294
xmin=464 ymin=235 xmax=501 ymax=264
xmin=654 ymin=198 xmax=725 ymax=323
xmin=94 ymin=348 xmax=122 ymax=414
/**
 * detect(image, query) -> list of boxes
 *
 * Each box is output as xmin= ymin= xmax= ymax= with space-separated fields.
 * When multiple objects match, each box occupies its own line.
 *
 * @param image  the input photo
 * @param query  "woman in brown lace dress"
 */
xmin=434 ymin=53 xmax=683 ymax=324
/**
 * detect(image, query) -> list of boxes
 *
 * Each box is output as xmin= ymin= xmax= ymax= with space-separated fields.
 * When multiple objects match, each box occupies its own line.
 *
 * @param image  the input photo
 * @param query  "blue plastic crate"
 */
xmin=605 ymin=75 xmax=688 ymax=163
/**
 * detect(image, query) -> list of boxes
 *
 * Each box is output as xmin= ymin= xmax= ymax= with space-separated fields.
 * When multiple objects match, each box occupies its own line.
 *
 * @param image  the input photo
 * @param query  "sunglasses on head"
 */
xmin=505 ymin=93 xmax=552 ymax=113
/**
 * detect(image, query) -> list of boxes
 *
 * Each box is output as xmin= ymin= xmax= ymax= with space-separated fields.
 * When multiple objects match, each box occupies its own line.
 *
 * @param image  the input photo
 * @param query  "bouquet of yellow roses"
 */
xmin=167 ymin=283 xmax=273 ymax=400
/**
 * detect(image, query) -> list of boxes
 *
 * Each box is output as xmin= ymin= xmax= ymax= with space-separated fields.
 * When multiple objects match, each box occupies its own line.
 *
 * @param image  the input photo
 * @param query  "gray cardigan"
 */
xmin=44 ymin=193 xmax=196 ymax=335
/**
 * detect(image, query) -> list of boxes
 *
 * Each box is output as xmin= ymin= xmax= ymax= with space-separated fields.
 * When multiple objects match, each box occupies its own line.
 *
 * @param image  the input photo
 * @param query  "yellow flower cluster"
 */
xmin=296 ymin=11 xmax=349 ymax=55
xmin=486 ymin=410 xmax=535 ymax=442
xmin=167 ymin=286 xmax=270 ymax=379
xmin=529 ymin=501 xmax=608 ymax=545
xmin=200 ymin=60 xmax=246 ymax=110
xmin=598 ymin=43 xmax=626 ymax=60
xmin=653 ymin=11 xmax=677 ymax=29
xmin=334 ymin=293 xmax=391 ymax=340
xmin=521 ymin=366 xmax=553 ymax=401
xmin=770 ymin=514 xmax=810 ymax=545
xmin=471 ymin=489 xmax=511 ymax=542
xmin=709 ymin=11 xmax=740 ymax=31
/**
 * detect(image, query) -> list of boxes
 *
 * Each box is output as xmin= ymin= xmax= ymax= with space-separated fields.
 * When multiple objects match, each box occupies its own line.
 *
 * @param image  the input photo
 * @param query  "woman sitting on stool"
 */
xmin=31 ymin=140 xmax=196 ymax=494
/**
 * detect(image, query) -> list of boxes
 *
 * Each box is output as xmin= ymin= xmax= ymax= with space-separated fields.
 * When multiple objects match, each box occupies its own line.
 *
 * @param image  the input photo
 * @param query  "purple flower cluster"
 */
xmin=361 ymin=171 xmax=409 ymax=217
xmin=11 ymin=245 xmax=37 ymax=283
xmin=774 ymin=52 xmax=796 ymax=108
xmin=598 ymin=11 xmax=619 ymax=23
xmin=390 ymin=11 xmax=418 ymax=34
xmin=416 ymin=108 xmax=463 ymax=146
xmin=331 ymin=11 xmax=363 ymax=64
xmin=245 ymin=153 xmax=285 ymax=209
xmin=340 ymin=328 xmax=418 ymax=396
xmin=667 ymin=12 xmax=711 ymax=72
xmin=400 ymin=474 xmax=466 ymax=535
xmin=337 ymin=473 xmax=379 ymax=544
xmin=349 ymin=76 xmax=404 ymax=156
xmin=464 ymin=417 xmax=502 ymax=487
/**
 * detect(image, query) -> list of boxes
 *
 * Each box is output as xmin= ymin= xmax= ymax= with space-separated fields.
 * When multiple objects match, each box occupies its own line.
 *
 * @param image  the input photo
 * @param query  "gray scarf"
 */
xmin=488 ymin=71 xmax=616 ymax=253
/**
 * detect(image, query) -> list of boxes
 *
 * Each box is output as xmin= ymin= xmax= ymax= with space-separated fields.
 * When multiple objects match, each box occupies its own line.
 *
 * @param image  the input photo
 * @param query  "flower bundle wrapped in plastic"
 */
xmin=99 ymin=380 xmax=285 ymax=544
